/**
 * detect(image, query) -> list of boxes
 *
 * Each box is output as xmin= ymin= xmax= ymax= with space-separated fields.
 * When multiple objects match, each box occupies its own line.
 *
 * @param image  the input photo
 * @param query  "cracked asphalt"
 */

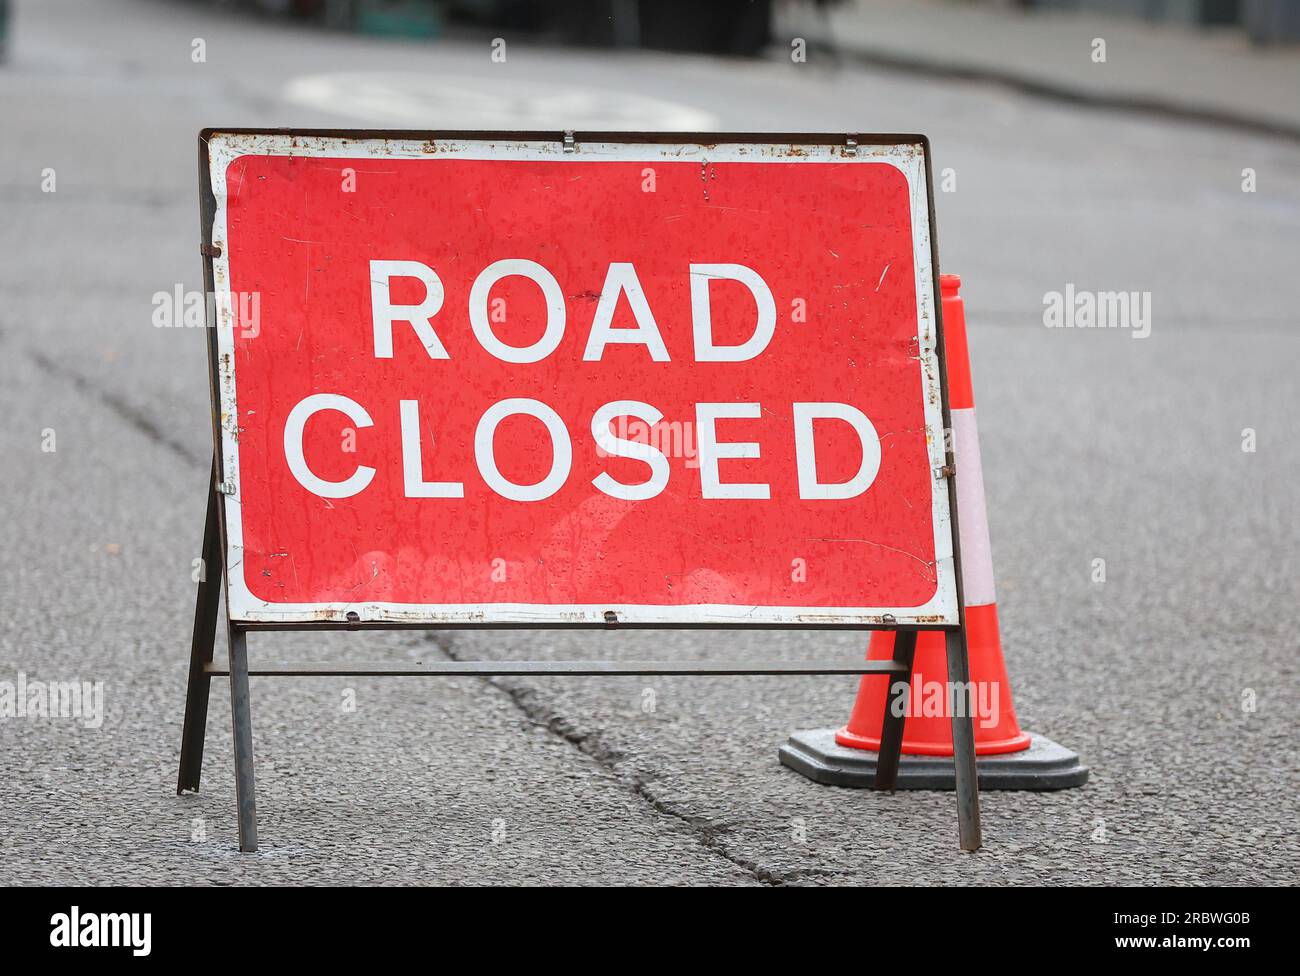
xmin=1 ymin=0 xmax=1297 ymax=885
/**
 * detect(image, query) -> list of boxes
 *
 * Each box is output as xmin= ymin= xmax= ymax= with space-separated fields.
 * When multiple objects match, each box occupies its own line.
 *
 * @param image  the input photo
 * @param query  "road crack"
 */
xmin=423 ymin=631 xmax=808 ymax=886
xmin=25 ymin=349 xmax=208 ymax=468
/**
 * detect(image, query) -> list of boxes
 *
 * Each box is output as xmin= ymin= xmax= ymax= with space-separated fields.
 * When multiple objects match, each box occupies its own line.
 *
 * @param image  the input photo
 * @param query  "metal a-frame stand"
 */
xmin=175 ymin=455 xmax=981 ymax=854
xmin=178 ymin=128 xmax=981 ymax=855
xmin=176 ymin=459 xmax=258 ymax=850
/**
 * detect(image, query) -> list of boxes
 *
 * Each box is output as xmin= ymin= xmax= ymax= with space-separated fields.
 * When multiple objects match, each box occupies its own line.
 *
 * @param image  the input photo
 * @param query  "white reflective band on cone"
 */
xmin=952 ymin=408 xmax=996 ymax=607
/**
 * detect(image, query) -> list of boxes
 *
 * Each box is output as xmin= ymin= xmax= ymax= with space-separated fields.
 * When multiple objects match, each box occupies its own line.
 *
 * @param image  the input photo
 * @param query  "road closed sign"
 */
xmin=201 ymin=131 xmax=957 ymax=628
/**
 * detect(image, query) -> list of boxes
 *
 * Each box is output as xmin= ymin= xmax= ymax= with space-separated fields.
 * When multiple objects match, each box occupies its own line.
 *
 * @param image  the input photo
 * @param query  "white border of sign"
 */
xmin=205 ymin=133 xmax=957 ymax=627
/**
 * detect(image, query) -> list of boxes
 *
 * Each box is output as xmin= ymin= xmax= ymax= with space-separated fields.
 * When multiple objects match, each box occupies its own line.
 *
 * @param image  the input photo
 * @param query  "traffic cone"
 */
xmin=780 ymin=274 xmax=1088 ymax=790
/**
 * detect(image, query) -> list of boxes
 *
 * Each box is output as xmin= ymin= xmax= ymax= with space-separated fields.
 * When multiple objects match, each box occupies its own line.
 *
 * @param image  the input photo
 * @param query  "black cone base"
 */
xmin=780 ymin=728 xmax=1089 ymax=790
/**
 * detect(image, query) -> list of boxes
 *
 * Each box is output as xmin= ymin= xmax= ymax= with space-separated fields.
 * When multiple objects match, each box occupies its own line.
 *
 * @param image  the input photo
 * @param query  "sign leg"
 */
xmin=227 ymin=625 xmax=259 ymax=853
xmin=177 ymin=463 xmax=222 ymax=794
xmin=873 ymin=630 xmax=917 ymax=792
xmin=945 ymin=628 xmax=983 ymax=851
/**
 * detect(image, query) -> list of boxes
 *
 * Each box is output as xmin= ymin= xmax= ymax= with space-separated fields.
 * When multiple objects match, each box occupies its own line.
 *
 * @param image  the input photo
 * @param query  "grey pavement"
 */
xmin=0 ymin=0 xmax=1297 ymax=885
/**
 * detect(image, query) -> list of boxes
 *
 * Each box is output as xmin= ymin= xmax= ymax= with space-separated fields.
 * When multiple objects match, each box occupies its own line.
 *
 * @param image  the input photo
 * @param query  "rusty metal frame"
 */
xmin=178 ymin=129 xmax=981 ymax=854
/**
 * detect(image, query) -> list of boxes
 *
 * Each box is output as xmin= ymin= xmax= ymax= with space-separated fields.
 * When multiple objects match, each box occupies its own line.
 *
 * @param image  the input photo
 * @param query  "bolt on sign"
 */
xmin=180 ymin=130 xmax=982 ymax=853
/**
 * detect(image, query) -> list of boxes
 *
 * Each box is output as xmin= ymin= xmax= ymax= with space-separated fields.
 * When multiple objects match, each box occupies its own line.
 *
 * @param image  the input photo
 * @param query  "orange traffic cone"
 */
xmin=780 ymin=274 xmax=1087 ymax=789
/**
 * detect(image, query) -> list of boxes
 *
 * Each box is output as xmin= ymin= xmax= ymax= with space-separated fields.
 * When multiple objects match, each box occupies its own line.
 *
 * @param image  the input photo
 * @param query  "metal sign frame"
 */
xmin=177 ymin=129 xmax=982 ymax=854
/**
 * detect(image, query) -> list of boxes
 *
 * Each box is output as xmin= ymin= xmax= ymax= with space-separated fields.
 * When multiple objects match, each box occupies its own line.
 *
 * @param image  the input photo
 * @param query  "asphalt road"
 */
xmin=1 ymin=0 xmax=1296 ymax=885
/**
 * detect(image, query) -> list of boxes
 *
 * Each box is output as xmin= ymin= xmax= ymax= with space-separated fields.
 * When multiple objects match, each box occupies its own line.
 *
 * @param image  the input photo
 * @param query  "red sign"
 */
xmin=205 ymin=134 xmax=955 ymax=627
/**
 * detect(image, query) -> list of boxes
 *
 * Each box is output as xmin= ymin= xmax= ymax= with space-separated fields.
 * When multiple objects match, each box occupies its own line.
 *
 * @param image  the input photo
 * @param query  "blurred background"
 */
xmin=88 ymin=0 xmax=1300 ymax=52
xmin=0 ymin=0 xmax=1296 ymax=884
